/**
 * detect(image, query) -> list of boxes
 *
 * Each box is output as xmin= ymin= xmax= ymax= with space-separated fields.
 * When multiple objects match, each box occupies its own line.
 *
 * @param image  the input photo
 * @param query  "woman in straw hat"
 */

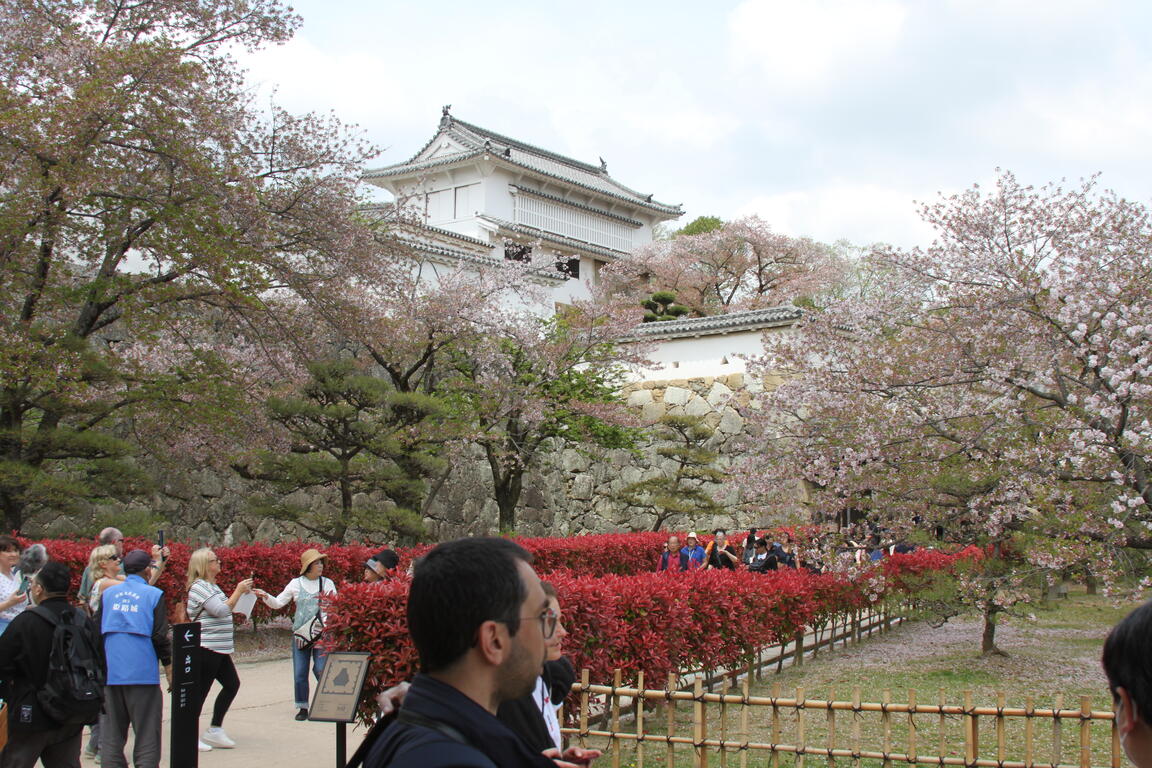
xmin=254 ymin=548 xmax=337 ymax=721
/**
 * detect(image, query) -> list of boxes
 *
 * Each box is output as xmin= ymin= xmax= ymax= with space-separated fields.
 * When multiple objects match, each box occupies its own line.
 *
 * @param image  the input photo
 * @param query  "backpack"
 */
xmin=29 ymin=606 xmax=105 ymax=725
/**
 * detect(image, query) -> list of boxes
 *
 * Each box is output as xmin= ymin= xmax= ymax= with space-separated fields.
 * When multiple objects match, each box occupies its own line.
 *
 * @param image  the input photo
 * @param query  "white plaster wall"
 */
xmin=626 ymin=327 xmax=794 ymax=381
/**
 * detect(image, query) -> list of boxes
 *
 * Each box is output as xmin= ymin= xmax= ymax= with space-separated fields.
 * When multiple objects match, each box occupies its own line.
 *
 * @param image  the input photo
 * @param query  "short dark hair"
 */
xmin=369 ymin=549 xmax=400 ymax=571
xmin=714 ymin=528 xmax=726 ymax=536
xmin=1103 ymin=600 xmax=1152 ymax=723
xmin=0 ymin=535 xmax=18 ymax=553
xmin=36 ymin=561 xmax=72 ymax=595
xmin=407 ymin=537 xmax=534 ymax=674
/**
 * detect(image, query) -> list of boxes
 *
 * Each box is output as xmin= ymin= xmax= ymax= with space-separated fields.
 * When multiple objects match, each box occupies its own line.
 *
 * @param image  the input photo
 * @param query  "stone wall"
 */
xmin=31 ymin=374 xmax=779 ymax=543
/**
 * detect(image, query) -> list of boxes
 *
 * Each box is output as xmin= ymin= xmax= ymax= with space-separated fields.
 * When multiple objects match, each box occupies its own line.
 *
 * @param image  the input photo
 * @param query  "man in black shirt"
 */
xmin=0 ymin=561 xmax=104 ymax=768
xmin=361 ymin=538 xmax=599 ymax=768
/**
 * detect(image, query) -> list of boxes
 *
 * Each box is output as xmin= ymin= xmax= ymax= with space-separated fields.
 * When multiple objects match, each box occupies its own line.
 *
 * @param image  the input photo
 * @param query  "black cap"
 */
xmin=122 ymin=549 xmax=152 ymax=574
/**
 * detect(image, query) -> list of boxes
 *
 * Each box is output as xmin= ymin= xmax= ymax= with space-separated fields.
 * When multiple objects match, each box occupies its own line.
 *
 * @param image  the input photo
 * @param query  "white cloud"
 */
xmin=733 ymin=181 xmax=940 ymax=248
xmin=728 ymin=0 xmax=909 ymax=93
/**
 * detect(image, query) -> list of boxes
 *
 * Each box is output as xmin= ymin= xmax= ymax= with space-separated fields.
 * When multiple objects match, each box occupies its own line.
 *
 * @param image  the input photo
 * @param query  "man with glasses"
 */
xmin=1103 ymin=601 xmax=1152 ymax=767
xmin=360 ymin=537 xmax=599 ymax=768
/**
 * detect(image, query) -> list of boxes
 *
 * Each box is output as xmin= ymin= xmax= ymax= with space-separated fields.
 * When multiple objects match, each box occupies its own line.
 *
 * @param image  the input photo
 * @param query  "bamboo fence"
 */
xmin=560 ymin=607 xmax=1117 ymax=768
xmin=563 ymin=674 xmax=1118 ymax=768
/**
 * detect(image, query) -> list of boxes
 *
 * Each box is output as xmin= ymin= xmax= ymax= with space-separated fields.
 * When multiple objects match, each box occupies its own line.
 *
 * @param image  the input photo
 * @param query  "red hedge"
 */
xmin=323 ymin=551 xmax=967 ymax=724
xmin=14 ymin=530 xmax=758 ymax=621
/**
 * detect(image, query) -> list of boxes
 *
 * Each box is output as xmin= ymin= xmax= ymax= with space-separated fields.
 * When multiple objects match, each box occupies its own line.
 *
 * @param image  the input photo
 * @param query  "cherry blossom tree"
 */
xmin=602 ymin=216 xmax=845 ymax=316
xmin=446 ymin=298 xmax=645 ymax=532
xmin=738 ymin=171 xmax=1152 ymax=652
xmin=0 ymin=0 xmax=381 ymax=532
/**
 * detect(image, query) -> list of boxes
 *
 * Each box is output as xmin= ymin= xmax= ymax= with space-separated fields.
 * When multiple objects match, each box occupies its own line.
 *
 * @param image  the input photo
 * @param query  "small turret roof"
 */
xmin=365 ymin=107 xmax=683 ymax=218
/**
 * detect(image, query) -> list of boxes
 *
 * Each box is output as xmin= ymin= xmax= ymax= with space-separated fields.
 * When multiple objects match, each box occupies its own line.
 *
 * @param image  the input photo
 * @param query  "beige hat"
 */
xmin=686 ymin=532 xmax=699 ymax=541
xmin=299 ymin=548 xmax=328 ymax=575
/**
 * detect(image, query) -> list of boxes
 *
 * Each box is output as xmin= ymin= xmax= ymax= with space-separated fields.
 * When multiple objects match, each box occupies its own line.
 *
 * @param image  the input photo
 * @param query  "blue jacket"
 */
xmin=99 ymin=575 xmax=171 ymax=685
xmin=365 ymin=674 xmax=557 ymax=768
xmin=681 ymin=545 xmax=706 ymax=569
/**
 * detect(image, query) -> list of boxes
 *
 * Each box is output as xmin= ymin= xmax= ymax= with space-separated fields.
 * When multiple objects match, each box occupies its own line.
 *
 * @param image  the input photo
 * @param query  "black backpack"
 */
xmin=30 ymin=606 xmax=105 ymax=725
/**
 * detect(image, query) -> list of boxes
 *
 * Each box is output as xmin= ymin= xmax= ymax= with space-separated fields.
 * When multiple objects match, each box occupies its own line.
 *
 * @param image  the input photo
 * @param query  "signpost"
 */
xmin=170 ymin=622 xmax=201 ymax=768
xmin=307 ymin=652 xmax=372 ymax=768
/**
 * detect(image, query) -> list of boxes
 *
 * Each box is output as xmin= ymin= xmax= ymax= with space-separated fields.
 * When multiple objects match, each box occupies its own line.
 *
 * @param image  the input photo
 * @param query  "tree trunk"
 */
xmin=0 ymin=495 xmax=22 ymax=536
xmin=981 ymin=609 xmax=1007 ymax=656
xmin=494 ymin=469 xmax=524 ymax=534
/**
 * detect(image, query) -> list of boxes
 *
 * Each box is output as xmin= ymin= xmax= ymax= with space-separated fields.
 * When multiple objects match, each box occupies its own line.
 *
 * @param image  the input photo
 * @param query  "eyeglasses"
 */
xmin=500 ymin=608 xmax=559 ymax=639
xmin=106 ymin=555 xmax=121 ymax=562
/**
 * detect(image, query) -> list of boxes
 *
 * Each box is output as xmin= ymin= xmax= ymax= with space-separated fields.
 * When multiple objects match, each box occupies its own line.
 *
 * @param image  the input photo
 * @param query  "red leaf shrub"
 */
xmin=322 ymin=549 xmax=970 ymax=724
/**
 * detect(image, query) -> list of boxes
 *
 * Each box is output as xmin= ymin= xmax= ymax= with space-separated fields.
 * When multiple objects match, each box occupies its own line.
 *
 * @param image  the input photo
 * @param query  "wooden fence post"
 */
xmin=1080 ymin=696 xmax=1093 ymax=768
xmin=851 ymin=687 xmax=862 ymax=768
xmin=907 ymin=689 xmax=917 ymax=764
xmin=611 ymin=669 xmax=622 ymax=768
xmin=797 ymin=686 xmax=807 ymax=768
xmin=694 ymin=677 xmax=708 ymax=768
xmin=794 ymin=631 xmax=805 ymax=667
xmin=1053 ymin=694 xmax=1064 ymax=767
xmin=580 ymin=668 xmax=590 ymax=749
xmin=771 ymin=683 xmax=782 ymax=768
xmin=827 ymin=686 xmax=838 ymax=768
xmin=1025 ymin=696 xmax=1035 ymax=768
xmin=1113 ymin=697 xmax=1123 ymax=768
xmin=963 ymin=690 xmax=979 ymax=767
xmin=997 ymin=691 xmax=1007 ymax=766
xmin=881 ymin=688 xmax=892 ymax=768
xmin=637 ymin=671 xmax=645 ymax=768
xmin=740 ymin=672 xmax=750 ymax=768
xmin=666 ymin=673 xmax=677 ymax=768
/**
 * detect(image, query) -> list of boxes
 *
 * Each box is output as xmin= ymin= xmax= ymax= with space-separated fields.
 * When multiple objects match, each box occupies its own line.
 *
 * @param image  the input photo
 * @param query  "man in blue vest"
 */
xmin=97 ymin=549 xmax=172 ymax=768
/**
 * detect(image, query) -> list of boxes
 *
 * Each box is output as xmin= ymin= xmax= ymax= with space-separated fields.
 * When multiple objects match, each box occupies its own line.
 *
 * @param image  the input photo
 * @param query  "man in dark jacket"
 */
xmin=362 ymin=537 xmax=599 ymax=768
xmin=0 ymin=561 xmax=104 ymax=768
xmin=657 ymin=535 xmax=687 ymax=572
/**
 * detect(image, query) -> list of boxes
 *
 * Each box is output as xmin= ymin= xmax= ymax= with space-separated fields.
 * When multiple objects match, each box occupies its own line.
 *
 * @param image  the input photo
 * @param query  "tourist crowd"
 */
xmin=655 ymin=526 xmax=912 ymax=575
xmin=0 ymin=529 xmax=402 ymax=768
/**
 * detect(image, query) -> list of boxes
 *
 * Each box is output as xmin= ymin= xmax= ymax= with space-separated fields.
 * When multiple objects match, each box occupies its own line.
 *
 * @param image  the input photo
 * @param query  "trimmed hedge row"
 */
xmin=13 ymin=530 xmax=741 ymax=621
xmin=323 ymin=548 xmax=971 ymax=723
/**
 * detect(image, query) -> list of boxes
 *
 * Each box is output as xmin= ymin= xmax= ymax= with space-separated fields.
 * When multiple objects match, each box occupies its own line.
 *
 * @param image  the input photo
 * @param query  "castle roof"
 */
xmin=630 ymin=306 xmax=802 ymax=341
xmin=364 ymin=108 xmax=683 ymax=218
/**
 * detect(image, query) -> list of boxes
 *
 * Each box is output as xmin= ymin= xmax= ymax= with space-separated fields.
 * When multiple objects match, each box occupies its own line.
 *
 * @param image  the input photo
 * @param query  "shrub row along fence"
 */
xmin=12 ymin=530 xmax=681 ymax=623
xmin=324 ymin=550 xmax=976 ymax=722
xmin=563 ymin=674 xmax=1119 ymax=768
xmin=17 ymin=532 xmax=979 ymax=723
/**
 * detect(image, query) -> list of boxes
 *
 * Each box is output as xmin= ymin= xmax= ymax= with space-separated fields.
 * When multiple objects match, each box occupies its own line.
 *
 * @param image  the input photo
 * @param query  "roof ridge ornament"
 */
xmin=440 ymin=104 xmax=453 ymax=129
xmin=599 ymin=156 xmax=608 ymax=173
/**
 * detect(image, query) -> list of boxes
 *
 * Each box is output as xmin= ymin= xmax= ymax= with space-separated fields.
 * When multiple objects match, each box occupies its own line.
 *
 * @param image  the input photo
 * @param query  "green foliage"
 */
xmin=448 ymin=313 xmax=638 ymax=532
xmin=675 ymin=216 xmax=724 ymax=237
xmin=234 ymin=360 xmax=446 ymax=544
xmin=641 ymin=291 xmax=692 ymax=323
xmin=618 ymin=413 xmax=725 ymax=530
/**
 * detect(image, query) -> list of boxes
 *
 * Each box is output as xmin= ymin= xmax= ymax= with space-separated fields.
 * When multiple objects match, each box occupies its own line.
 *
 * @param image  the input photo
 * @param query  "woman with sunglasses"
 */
xmin=80 ymin=543 xmax=124 ymax=761
xmin=185 ymin=548 xmax=255 ymax=751
xmin=86 ymin=544 xmax=125 ymax=613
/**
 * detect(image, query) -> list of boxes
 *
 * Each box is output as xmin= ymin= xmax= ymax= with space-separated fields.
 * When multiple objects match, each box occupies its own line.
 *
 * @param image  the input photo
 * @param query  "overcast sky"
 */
xmin=242 ymin=0 xmax=1152 ymax=249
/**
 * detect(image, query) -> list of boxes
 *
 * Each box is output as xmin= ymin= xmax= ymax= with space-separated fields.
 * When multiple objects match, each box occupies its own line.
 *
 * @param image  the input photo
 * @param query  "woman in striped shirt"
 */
xmin=185 ymin=548 xmax=254 ymax=751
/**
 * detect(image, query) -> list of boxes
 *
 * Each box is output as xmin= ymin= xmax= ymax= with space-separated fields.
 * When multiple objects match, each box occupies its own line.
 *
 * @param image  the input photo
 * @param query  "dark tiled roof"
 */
xmin=364 ymin=111 xmax=683 ymax=218
xmin=392 ymin=227 xmax=565 ymax=284
xmin=630 ymin=307 xmax=803 ymax=340
xmin=478 ymin=216 xmax=631 ymax=262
